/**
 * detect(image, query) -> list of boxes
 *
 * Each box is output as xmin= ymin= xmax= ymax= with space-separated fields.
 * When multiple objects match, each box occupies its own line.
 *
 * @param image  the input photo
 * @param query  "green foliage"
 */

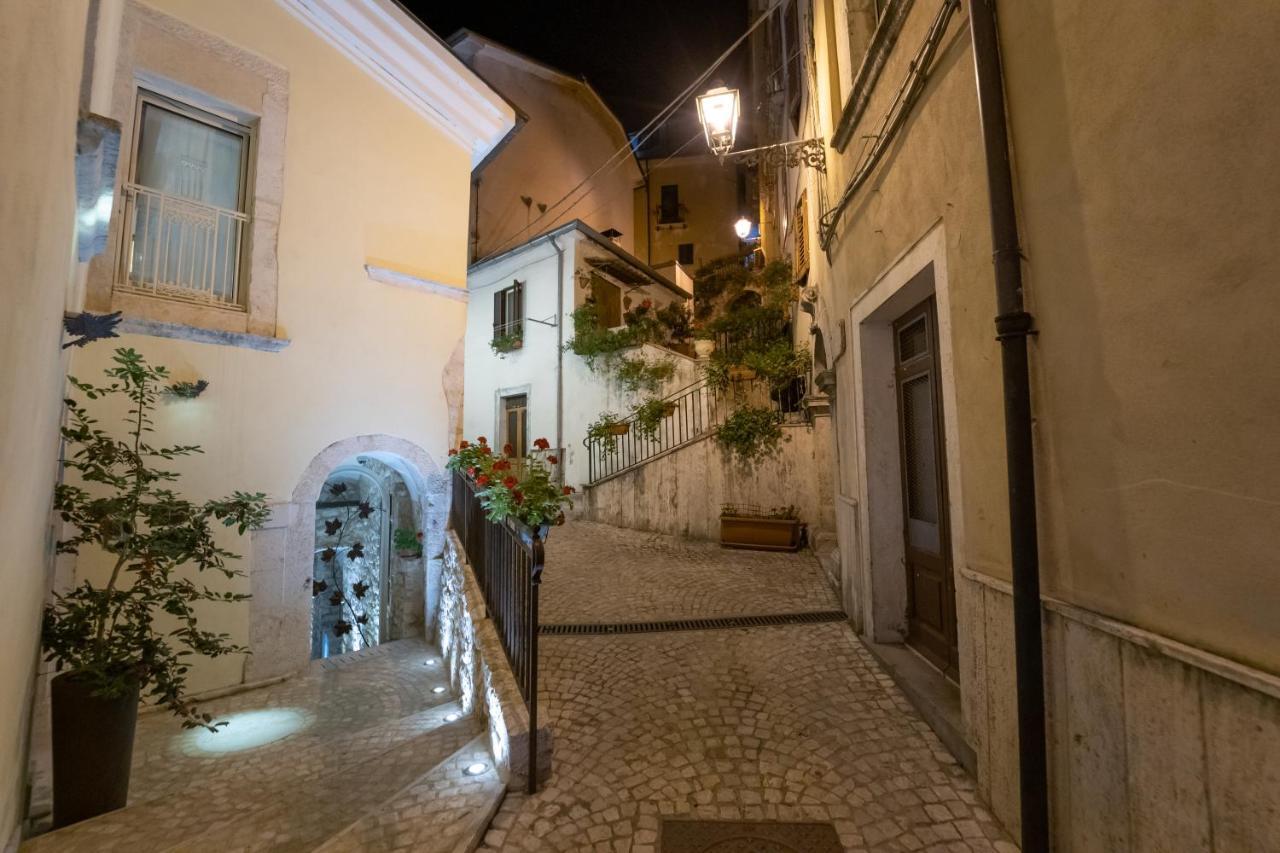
xmin=702 ymin=356 xmax=731 ymax=392
xmin=615 ymin=356 xmax=675 ymax=396
xmin=742 ymin=341 xmax=811 ymax=389
xmin=490 ymin=329 xmax=523 ymax=356
xmin=393 ymin=527 xmax=423 ymax=556
xmin=43 ymin=348 xmax=269 ymax=731
xmin=448 ymin=437 xmax=573 ymax=527
xmin=633 ymin=397 xmax=674 ymax=441
xmin=586 ymin=412 xmax=628 ymax=452
xmin=654 ymin=301 xmax=692 ymax=341
xmin=166 ymin=379 xmax=208 ymax=399
xmin=716 ymin=405 xmax=784 ymax=463
xmin=692 ymin=255 xmax=751 ymax=319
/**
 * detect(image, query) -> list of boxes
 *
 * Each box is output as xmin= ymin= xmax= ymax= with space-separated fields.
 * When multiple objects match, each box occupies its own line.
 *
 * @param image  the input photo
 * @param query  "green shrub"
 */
xmin=717 ymin=405 xmax=784 ymax=463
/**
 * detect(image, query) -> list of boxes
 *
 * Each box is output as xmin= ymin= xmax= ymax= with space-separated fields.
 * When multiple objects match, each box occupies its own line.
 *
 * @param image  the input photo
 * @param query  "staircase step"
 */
xmin=316 ymin=736 xmax=505 ymax=853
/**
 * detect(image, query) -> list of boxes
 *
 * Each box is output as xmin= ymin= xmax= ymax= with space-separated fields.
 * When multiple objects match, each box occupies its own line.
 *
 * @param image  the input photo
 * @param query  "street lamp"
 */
xmin=734 ymin=217 xmax=753 ymax=240
xmin=696 ymin=86 xmax=740 ymax=156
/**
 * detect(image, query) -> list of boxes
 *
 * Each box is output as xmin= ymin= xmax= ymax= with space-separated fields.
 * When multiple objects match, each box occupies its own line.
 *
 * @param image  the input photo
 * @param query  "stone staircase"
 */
xmin=21 ymin=640 xmax=506 ymax=853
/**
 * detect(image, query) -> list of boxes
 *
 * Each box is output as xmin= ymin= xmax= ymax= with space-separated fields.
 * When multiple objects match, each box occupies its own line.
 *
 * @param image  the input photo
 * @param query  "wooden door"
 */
xmin=893 ymin=294 xmax=958 ymax=678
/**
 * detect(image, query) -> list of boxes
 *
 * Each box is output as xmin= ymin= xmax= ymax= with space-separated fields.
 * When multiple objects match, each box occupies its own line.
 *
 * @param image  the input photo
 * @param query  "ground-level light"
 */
xmin=465 ymin=762 xmax=488 ymax=776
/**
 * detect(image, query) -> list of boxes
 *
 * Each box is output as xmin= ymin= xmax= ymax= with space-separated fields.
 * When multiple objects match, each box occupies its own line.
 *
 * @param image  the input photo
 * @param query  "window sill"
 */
xmin=118 ymin=315 xmax=290 ymax=352
xmin=831 ymin=0 xmax=915 ymax=153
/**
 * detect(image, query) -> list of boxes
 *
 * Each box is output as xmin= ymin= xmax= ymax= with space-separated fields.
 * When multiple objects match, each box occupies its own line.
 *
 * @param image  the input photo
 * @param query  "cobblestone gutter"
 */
xmin=438 ymin=530 xmax=552 ymax=791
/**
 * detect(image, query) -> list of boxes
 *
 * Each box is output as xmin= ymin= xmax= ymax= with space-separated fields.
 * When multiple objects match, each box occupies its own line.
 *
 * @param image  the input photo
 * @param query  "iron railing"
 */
xmin=584 ymin=374 xmax=810 ymax=484
xmin=115 ymin=183 xmax=248 ymax=307
xmin=449 ymin=471 xmax=543 ymax=794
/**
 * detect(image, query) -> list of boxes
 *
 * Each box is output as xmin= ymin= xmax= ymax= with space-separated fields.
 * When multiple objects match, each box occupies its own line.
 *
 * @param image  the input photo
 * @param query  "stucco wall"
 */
xmin=583 ymin=419 xmax=835 ymax=541
xmin=463 ymin=231 xmax=696 ymax=488
xmin=64 ymin=0 xmax=477 ymax=695
xmin=0 ymin=1 xmax=89 ymax=843
xmin=637 ymin=154 xmax=743 ymax=269
xmin=457 ymin=39 xmax=641 ymax=261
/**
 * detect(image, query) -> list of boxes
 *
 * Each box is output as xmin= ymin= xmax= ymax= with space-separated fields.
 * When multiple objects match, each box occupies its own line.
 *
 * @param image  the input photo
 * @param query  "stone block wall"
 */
xmin=437 ymin=530 xmax=551 ymax=791
xmin=959 ymin=570 xmax=1280 ymax=850
xmin=581 ymin=418 xmax=836 ymax=542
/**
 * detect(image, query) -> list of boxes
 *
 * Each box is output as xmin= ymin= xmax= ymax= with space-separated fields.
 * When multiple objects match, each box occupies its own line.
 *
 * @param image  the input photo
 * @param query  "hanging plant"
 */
xmin=586 ymin=412 xmax=630 ymax=451
xmin=167 ymin=379 xmax=209 ymax=399
xmin=633 ymin=396 xmax=676 ymax=441
xmin=716 ymin=405 xmax=784 ymax=463
xmin=490 ymin=329 xmax=524 ymax=356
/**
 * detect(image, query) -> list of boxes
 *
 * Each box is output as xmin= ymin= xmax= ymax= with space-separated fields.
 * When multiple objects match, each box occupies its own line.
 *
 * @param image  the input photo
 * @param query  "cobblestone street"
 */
xmin=481 ymin=521 xmax=1014 ymax=852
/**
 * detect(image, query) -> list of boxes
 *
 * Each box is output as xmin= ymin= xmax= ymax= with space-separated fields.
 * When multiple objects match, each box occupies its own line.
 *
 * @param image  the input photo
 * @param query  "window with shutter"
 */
xmin=794 ymin=191 xmax=810 ymax=276
xmin=493 ymin=280 xmax=524 ymax=342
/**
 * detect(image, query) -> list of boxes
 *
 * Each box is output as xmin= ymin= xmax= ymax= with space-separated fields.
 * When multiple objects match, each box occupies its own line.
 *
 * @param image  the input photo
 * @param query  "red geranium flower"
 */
xmin=503 ymin=443 xmax=514 ymax=456
xmin=476 ymin=474 xmax=491 ymax=486
xmin=641 ymin=299 xmax=653 ymax=308
xmin=477 ymin=436 xmax=488 ymax=445
xmin=493 ymin=459 xmax=511 ymax=471
xmin=512 ymin=490 xmax=524 ymax=504
xmin=467 ymin=466 xmax=477 ymax=477
xmin=448 ymin=448 xmax=458 ymax=456
xmin=502 ymin=475 xmax=518 ymax=488
xmin=460 ymin=440 xmax=470 ymax=449
xmin=547 ymin=455 xmax=559 ymax=465
xmin=480 ymin=445 xmax=492 ymax=455
xmin=562 ymin=485 xmax=575 ymax=495
xmin=533 ymin=437 xmax=551 ymax=450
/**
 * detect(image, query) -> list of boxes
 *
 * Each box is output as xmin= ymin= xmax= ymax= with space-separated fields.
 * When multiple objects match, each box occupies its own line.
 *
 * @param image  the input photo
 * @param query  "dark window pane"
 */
xmin=901 ymin=374 xmax=938 ymax=525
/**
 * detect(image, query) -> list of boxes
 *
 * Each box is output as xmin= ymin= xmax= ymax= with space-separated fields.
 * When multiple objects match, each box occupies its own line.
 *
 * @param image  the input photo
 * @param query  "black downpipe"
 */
xmin=967 ymin=1 xmax=1050 ymax=851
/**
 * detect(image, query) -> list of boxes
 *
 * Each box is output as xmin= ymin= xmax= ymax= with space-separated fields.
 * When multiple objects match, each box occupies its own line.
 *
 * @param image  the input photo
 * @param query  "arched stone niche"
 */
xmin=246 ymin=434 xmax=448 ymax=681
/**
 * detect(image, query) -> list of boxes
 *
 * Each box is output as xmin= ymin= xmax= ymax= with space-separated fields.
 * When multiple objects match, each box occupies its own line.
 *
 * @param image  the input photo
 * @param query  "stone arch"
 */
xmin=247 ymin=434 xmax=448 ymax=681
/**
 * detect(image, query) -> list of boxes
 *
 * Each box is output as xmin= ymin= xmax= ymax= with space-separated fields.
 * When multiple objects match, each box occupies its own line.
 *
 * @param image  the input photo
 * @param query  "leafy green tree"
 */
xmin=43 ymin=348 xmax=269 ymax=731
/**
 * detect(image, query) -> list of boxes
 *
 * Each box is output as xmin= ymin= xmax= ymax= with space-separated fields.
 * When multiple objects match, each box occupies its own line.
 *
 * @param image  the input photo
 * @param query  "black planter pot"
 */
xmin=51 ymin=672 xmax=139 ymax=828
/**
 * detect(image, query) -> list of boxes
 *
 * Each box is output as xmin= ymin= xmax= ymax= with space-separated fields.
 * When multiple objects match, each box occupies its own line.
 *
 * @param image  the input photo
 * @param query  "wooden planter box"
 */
xmin=605 ymin=423 xmax=630 ymax=436
xmin=719 ymin=515 xmax=803 ymax=552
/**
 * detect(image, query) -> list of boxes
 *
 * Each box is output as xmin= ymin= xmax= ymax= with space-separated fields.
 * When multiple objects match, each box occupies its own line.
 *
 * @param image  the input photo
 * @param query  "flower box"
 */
xmin=719 ymin=514 xmax=803 ymax=552
xmin=605 ymin=422 xmax=630 ymax=436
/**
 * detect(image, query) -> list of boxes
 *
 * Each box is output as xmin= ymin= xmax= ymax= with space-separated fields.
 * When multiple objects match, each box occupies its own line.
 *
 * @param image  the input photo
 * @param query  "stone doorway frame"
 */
xmin=247 ymin=434 xmax=448 ymax=681
xmin=845 ymin=222 xmax=969 ymax=650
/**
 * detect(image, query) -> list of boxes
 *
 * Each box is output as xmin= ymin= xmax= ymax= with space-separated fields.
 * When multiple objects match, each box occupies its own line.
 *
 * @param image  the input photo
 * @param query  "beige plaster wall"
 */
xmin=0 ymin=1 xmax=89 ymax=842
xmin=66 ymin=0 xmax=476 ymax=694
xmin=583 ymin=419 xmax=836 ymax=541
xmin=997 ymin=0 xmax=1280 ymax=675
xmin=638 ymin=154 xmax=743 ymax=269
xmin=459 ymin=42 xmax=641 ymax=260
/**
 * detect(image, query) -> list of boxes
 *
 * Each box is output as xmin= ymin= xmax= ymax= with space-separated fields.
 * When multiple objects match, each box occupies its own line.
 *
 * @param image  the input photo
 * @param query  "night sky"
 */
xmin=408 ymin=1 xmax=749 ymax=133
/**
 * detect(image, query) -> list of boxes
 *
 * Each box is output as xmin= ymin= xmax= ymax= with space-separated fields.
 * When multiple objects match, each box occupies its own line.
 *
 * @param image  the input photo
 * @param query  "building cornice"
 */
xmin=275 ymin=0 xmax=516 ymax=166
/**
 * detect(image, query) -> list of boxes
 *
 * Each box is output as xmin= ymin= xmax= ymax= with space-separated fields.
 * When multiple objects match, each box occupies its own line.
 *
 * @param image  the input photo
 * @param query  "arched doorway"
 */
xmin=310 ymin=456 xmax=424 ymax=660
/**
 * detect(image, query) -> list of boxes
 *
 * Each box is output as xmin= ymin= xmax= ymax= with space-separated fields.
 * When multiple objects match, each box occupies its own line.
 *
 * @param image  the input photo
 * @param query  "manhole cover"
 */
xmin=661 ymin=819 xmax=843 ymax=853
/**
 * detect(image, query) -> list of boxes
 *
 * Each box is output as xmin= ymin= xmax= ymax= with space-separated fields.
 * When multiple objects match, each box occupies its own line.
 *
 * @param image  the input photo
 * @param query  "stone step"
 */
xmin=316 ymin=736 xmax=506 ymax=853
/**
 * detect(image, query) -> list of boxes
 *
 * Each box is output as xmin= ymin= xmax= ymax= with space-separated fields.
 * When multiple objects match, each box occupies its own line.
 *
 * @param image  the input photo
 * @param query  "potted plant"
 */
xmin=43 ymin=348 xmax=269 ymax=827
xmin=587 ymin=412 xmax=630 ymax=451
xmin=716 ymin=405 xmax=784 ymax=463
xmin=447 ymin=436 xmax=574 ymax=527
xmin=490 ymin=329 xmax=524 ymax=356
xmin=393 ymin=527 xmax=424 ymax=558
xmin=719 ymin=504 xmax=804 ymax=552
xmin=633 ymin=397 xmax=676 ymax=441
xmin=693 ymin=334 xmax=716 ymax=359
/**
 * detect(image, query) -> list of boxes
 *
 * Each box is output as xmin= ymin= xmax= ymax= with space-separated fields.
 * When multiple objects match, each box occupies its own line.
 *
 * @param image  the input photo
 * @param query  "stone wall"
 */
xmin=960 ymin=570 xmax=1280 ymax=849
xmin=437 ymin=531 xmax=551 ymax=791
xmin=581 ymin=418 xmax=836 ymax=541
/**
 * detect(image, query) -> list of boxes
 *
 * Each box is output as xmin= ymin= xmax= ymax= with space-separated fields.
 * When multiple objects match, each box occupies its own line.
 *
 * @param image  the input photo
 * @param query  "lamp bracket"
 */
xmin=721 ymin=138 xmax=827 ymax=173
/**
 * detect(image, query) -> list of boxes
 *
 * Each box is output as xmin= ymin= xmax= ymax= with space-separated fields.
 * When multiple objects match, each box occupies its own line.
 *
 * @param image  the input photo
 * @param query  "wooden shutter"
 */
xmin=795 ymin=191 xmax=810 ymax=275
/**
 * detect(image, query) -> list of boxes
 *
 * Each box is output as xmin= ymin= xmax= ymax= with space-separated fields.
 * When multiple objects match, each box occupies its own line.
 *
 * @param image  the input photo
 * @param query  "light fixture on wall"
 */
xmin=734 ymin=217 xmax=753 ymax=240
xmin=696 ymin=85 xmax=826 ymax=173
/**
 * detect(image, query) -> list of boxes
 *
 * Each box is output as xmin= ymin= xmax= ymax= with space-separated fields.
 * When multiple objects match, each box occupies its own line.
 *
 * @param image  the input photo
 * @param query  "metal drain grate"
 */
xmin=661 ymin=818 xmax=844 ymax=852
xmin=539 ymin=610 xmax=847 ymax=636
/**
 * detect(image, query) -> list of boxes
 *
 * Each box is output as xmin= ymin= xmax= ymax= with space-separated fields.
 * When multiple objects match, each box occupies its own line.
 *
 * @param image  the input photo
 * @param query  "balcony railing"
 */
xmin=448 ymin=470 xmax=544 ymax=794
xmin=116 ymin=183 xmax=248 ymax=308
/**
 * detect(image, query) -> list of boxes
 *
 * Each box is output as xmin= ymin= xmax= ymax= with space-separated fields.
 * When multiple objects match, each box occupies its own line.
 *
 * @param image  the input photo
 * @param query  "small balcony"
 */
xmin=115 ymin=183 xmax=249 ymax=308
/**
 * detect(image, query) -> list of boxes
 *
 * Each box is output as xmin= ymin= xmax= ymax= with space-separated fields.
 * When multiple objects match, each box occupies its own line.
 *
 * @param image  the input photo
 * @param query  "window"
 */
xmin=501 ymin=394 xmax=528 ymax=459
xmin=119 ymin=90 xmax=251 ymax=307
xmin=590 ymin=274 xmax=622 ymax=328
xmin=493 ymin=280 xmax=524 ymax=342
xmin=659 ymin=184 xmax=682 ymax=224
xmin=794 ymin=191 xmax=809 ymax=275
xmin=678 ymin=243 xmax=695 ymax=266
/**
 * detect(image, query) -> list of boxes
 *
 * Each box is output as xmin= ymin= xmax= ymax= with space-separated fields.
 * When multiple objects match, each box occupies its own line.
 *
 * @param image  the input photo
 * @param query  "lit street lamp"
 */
xmin=695 ymin=86 xmax=740 ymax=156
xmin=734 ymin=217 xmax=753 ymax=240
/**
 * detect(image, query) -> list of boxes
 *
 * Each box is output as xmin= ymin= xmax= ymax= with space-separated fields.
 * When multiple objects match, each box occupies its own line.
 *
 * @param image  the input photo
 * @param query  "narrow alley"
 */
xmin=478 ymin=521 xmax=1014 ymax=852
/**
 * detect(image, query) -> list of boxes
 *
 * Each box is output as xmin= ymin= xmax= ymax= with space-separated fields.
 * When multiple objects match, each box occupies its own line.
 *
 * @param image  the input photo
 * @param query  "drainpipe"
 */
xmin=967 ymin=2 xmax=1050 ymax=851
xmin=549 ymin=236 xmax=566 ymax=475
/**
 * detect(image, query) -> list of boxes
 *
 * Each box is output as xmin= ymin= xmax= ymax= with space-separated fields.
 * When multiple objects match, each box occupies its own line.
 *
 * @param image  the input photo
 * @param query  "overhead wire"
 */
xmin=484 ymin=0 xmax=785 ymax=258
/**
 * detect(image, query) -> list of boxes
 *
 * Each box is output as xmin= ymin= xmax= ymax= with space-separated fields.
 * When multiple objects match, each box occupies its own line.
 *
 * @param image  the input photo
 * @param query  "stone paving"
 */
xmin=480 ymin=522 xmax=1016 ymax=853
xmin=542 ymin=520 xmax=841 ymax=624
xmin=23 ymin=640 xmax=487 ymax=853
